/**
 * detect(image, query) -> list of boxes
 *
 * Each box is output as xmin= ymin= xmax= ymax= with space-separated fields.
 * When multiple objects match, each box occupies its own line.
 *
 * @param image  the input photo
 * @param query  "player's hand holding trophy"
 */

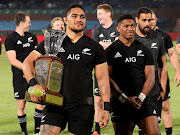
xmin=25 ymin=29 xmax=66 ymax=106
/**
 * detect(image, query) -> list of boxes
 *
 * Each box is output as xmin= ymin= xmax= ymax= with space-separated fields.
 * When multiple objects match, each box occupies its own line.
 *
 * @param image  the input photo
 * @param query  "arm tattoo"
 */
xmin=41 ymin=125 xmax=57 ymax=135
xmin=98 ymin=84 xmax=105 ymax=98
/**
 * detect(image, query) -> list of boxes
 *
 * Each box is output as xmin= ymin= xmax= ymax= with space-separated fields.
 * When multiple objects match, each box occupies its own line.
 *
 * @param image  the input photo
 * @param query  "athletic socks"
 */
xmin=18 ymin=114 xmax=28 ymax=135
xmin=95 ymin=122 xmax=100 ymax=134
xmin=139 ymin=128 xmax=145 ymax=135
xmin=165 ymin=127 xmax=172 ymax=135
xmin=34 ymin=108 xmax=43 ymax=133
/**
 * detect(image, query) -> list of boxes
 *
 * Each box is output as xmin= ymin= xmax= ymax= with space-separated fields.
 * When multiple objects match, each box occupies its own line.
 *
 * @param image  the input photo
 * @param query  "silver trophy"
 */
xmin=43 ymin=29 xmax=67 ymax=56
xmin=25 ymin=29 xmax=66 ymax=106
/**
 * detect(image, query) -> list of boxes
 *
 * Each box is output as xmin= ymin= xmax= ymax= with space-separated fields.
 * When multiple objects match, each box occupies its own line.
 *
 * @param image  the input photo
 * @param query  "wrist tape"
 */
xmin=138 ymin=92 xmax=146 ymax=102
xmin=29 ymin=78 xmax=38 ymax=86
xmin=104 ymin=102 xmax=112 ymax=112
xmin=119 ymin=93 xmax=128 ymax=103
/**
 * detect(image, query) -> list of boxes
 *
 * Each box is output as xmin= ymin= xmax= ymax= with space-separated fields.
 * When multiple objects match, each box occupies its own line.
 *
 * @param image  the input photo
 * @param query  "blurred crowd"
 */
xmin=0 ymin=0 xmax=179 ymax=9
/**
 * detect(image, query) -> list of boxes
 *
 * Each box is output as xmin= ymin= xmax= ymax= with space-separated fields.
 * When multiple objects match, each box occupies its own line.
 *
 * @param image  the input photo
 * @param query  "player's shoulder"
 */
xmin=25 ymin=32 xmax=36 ymax=37
xmin=6 ymin=31 xmax=16 ymax=38
xmin=134 ymin=39 xmax=151 ymax=50
xmin=93 ymin=25 xmax=101 ymax=31
xmin=83 ymin=35 xmax=99 ymax=45
xmin=5 ymin=32 xmax=17 ymax=42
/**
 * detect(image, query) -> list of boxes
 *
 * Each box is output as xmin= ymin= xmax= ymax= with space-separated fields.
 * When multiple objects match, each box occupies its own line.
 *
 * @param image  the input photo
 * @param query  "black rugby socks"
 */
xmin=95 ymin=122 xmax=100 ymax=134
xmin=165 ymin=127 xmax=172 ymax=135
xmin=18 ymin=114 xmax=28 ymax=135
xmin=34 ymin=108 xmax=43 ymax=133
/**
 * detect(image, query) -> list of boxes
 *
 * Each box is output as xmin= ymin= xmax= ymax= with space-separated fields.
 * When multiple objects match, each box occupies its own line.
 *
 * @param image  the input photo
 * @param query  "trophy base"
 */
xmin=25 ymin=91 xmax=63 ymax=106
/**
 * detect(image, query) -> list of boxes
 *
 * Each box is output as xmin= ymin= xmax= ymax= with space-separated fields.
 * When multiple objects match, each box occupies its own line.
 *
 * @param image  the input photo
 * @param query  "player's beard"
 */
xmin=138 ymin=24 xmax=150 ymax=35
xmin=69 ymin=22 xmax=85 ymax=33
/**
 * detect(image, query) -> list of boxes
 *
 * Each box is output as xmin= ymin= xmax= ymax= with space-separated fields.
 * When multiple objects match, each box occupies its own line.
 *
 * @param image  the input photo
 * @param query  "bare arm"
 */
xmin=95 ymin=62 xmax=110 ymax=128
xmin=168 ymin=47 xmax=180 ymax=86
xmin=22 ymin=50 xmax=41 ymax=83
xmin=6 ymin=50 xmax=23 ymax=70
xmin=176 ymin=44 xmax=180 ymax=55
xmin=159 ymin=55 xmax=168 ymax=100
xmin=95 ymin=62 xmax=110 ymax=103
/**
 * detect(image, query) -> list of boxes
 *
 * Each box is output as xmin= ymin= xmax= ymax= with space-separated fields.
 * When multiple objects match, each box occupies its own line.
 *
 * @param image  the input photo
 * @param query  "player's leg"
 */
xmin=138 ymin=116 xmax=161 ymax=135
xmin=67 ymin=105 xmax=94 ymax=135
xmin=113 ymin=121 xmax=132 ymax=135
xmin=33 ymin=104 xmax=44 ymax=134
xmin=93 ymin=75 xmax=102 ymax=135
xmin=17 ymin=99 xmax=28 ymax=135
xmin=162 ymin=99 xmax=172 ymax=135
xmin=40 ymin=104 xmax=66 ymax=135
xmin=162 ymin=79 xmax=172 ymax=135
xmin=40 ymin=124 xmax=61 ymax=135
xmin=94 ymin=95 xmax=102 ymax=134
xmin=130 ymin=122 xmax=145 ymax=135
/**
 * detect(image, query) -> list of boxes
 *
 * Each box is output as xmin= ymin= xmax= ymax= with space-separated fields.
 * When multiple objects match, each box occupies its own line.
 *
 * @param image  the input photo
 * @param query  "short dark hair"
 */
xmin=136 ymin=7 xmax=152 ymax=18
xmin=97 ymin=4 xmax=113 ymax=19
xmin=117 ymin=14 xmax=135 ymax=24
xmin=14 ymin=12 xmax=30 ymax=26
xmin=66 ymin=3 xmax=85 ymax=15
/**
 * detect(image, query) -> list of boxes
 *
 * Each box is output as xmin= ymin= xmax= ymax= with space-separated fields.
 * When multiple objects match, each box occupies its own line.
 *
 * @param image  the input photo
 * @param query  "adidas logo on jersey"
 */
xmin=28 ymin=37 xmax=33 ymax=42
xmin=153 ymin=109 xmax=157 ymax=114
xmin=110 ymin=32 xmax=115 ymax=37
xmin=151 ymin=43 xmax=158 ymax=48
xmin=58 ymin=47 xmax=65 ymax=52
xmin=82 ymin=48 xmax=92 ymax=55
xmin=137 ymin=50 xmax=144 ymax=56
xmin=17 ymin=40 xmax=22 ymax=44
xmin=99 ymin=34 xmax=104 ymax=38
xmin=114 ymin=52 xmax=122 ymax=58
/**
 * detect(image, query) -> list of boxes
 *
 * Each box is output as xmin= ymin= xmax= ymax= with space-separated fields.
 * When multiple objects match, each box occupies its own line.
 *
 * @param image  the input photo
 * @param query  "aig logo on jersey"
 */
xmin=67 ymin=54 xmax=80 ymax=60
xmin=125 ymin=57 xmax=136 ymax=63
xmin=23 ymin=43 xmax=30 ymax=48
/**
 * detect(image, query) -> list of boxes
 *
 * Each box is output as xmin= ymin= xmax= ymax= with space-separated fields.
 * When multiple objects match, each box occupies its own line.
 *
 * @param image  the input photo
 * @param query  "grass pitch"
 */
xmin=0 ymin=43 xmax=180 ymax=135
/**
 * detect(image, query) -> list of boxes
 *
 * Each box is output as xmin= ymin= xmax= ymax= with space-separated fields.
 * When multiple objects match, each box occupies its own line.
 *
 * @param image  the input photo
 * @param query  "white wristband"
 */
xmin=138 ymin=93 xmax=146 ymax=102
xmin=119 ymin=93 xmax=128 ymax=103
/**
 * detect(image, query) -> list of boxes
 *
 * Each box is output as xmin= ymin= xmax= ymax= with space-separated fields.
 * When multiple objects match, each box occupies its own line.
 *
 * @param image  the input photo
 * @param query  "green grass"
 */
xmin=0 ymin=43 xmax=180 ymax=135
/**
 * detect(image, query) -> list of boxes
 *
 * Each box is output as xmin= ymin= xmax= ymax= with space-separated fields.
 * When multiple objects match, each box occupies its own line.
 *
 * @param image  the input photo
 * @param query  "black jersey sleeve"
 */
xmin=177 ymin=34 xmax=180 ymax=44
xmin=165 ymin=34 xmax=173 ymax=50
xmin=92 ymin=26 xmax=100 ymax=42
xmin=158 ymin=33 xmax=166 ymax=57
xmin=106 ymin=42 xmax=115 ymax=66
xmin=94 ymin=42 xmax=107 ymax=65
xmin=144 ymin=46 xmax=154 ymax=65
xmin=33 ymin=34 xmax=38 ymax=47
xmin=5 ymin=35 xmax=15 ymax=51
xmin=35 ymin=41 xmax=45 ymax=55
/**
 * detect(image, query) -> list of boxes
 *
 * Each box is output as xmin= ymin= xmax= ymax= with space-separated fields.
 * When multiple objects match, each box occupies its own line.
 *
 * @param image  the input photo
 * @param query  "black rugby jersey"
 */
xmin=35 ymin=35 xmax=106 ymax=105
xmin=156 ymin=29 xmax=173 ymax=53
xmin=5 ymin=32 xmax=38 ymax=72
xmin=135 ymin=30 xmax=166 ymax=71
xmin=106 ymin=39 xmax=154 ymax=97
xmin=92 ymin=22 xmax=119 ymax=43
xmin=135 ymin=30 xmax=166 ymax=97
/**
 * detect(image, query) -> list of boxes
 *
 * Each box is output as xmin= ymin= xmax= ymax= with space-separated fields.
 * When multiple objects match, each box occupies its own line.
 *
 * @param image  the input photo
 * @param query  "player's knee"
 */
xmin=162 ymin=103 xmax=169 ymax=112
xmin=148 ymin=129 xmax=161 ymax=135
